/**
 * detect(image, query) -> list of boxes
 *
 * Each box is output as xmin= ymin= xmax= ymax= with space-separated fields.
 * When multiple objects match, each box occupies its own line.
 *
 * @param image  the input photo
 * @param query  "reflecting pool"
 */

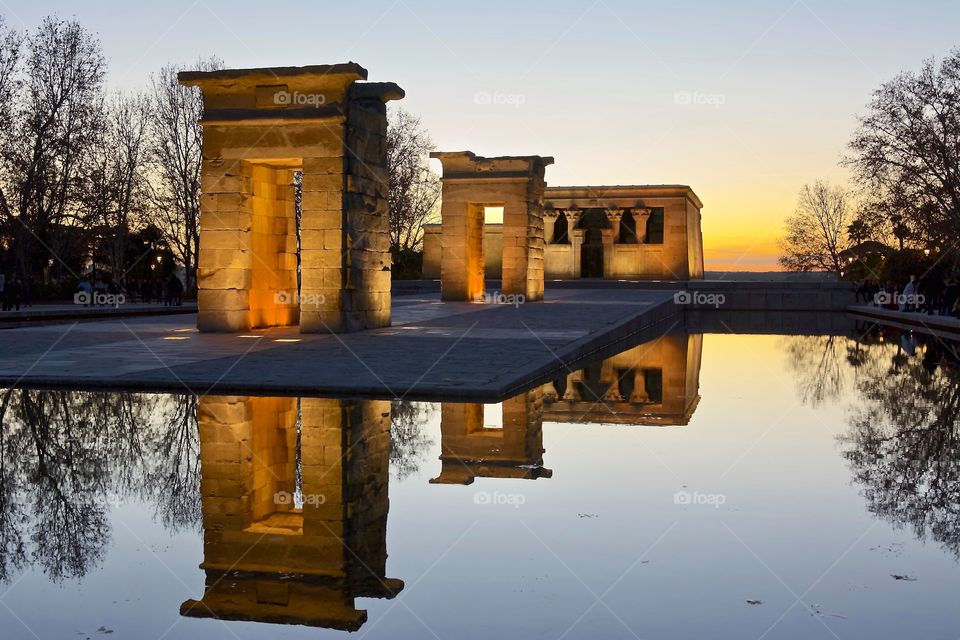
xmin=1 ymin=326 xmax=958 ymax=639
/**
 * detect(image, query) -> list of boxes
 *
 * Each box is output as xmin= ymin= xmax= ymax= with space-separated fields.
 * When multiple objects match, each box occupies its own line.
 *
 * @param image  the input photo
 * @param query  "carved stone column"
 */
xmin=632 ymin=207 xmax=652 ymax=243
xmin=562 ymin=370 xmax=582 ymax=401
xmin=605 ymin=209 xmax=624 ymax=244
xmin=543 ymin=209 xmax=560 ymax=245
xmin=603 ymin=384 xmax=624 ymax=403
xmin=542 ymin=379 xmax=559 ymax=402
xmin=602 ymin=208 xmax=622 ymax=277
xmin=629 ymin=368 xmax=650 ymax=403
xmin=565 ymin=208 xmax=583 ymax=278
xmin=600 ymin=358 xmax=623 ymax=402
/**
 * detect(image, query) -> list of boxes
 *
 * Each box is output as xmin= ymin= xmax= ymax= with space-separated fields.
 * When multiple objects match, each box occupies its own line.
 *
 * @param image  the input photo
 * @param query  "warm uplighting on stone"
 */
xmin=542 ymin=333 xmax=702 ymax=425
xmin=424 ymin=185 xmax=705 ymax=281
xmin=430 ymin=388 xmax=552 ymax=484
xmin=430 ymin=151 xmax=553 ymax=302
xmin=179 ymin=63 xmax=403 ymax=334
xmin=181 ymin=396 xmax=402 ymax=630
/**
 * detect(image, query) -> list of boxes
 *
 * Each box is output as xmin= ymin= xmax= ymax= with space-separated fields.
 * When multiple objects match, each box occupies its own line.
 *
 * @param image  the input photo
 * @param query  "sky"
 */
xmin=4 ymin=0 xmax=959 ymax=271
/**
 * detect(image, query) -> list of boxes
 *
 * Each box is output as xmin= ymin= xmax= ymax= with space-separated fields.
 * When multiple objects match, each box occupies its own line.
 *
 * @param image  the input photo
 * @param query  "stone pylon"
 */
xmin=179 ymin=63 xmax=403 ymax=333
xmin=431 ymin=151 xmax=553 ymax=302
xmin=182 ymin=395 xmax=402 ymax=631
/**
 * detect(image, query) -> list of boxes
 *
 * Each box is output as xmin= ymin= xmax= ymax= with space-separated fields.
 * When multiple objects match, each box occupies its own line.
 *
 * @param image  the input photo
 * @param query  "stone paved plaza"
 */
xmin=0 ymin=289 xmax=678 ymax=400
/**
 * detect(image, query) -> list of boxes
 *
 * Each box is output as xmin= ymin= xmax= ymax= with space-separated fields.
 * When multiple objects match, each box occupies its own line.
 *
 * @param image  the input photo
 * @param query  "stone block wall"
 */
xmin=431 ymin=389 xmax=551 ymax=484
xmin=437 ymin=193 xmax=485 ymax=301
xmin=296 ymin=94 xmax=393 ymax=333
xmin=431 ymin=152 xmax=552 ymax=302
xmin=181 ymin=64 xmax=402 ymax=333
xmin=185 ymin=394 xmax=400 ymax=630
xmin=340 ymin=92 xmax=392 ymax=331
xmin=542 ymin=332 xmax=702 ymax=426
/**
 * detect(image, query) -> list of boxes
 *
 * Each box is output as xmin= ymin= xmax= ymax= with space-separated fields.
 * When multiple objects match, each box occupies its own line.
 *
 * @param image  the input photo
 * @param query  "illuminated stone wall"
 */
xmin=423 ymin=185 xmax=705 ymax=281
xmin=180 ymin=63 xmax=402 ymax=333
xmin=430 ymin=151 xmax=553 ymax=301
xmin=543 ymin=333 xmax=703 ymax=426
xmin=431 ymin=388 xmax=552 ymax=484
xmin=183 ymin=395 xmax=401 ymax=631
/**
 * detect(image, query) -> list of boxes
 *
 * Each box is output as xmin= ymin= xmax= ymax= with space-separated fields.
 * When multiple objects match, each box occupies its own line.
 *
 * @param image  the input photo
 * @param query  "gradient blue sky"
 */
xmin=5 ymin=0 xmax=959 ymax=269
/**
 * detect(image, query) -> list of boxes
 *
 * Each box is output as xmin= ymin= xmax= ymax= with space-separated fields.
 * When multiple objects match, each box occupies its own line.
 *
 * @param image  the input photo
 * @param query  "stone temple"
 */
xmin=182 ymin=61 xmax=704 ymax=331
xmin=424 ymin=182 xmax=705 ymax=286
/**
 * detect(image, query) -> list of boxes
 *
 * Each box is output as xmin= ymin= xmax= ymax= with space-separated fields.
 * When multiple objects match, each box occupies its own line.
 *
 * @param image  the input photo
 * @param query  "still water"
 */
xmin=0 ymin=328 xmax=958 ymax=639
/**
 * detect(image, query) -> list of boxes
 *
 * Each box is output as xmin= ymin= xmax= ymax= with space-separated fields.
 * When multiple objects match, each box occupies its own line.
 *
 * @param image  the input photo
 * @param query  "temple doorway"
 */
xmin=581 ymin=227 xmax=604 ymax=277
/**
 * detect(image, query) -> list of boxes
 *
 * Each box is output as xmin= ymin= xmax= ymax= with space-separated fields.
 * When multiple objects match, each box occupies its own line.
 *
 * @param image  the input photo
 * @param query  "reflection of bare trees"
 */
xmin=0 ymin=389 xmax=26 ymax=582
xmin=840 ymin=339 xmax=960 ymax=558
xmin=787 ymin=332 xmax=960 ymax=558
xmin=0 ymin=390 xmax=432 ymax=585
xmin=782 ymin=331 xmax=900 ymax=407
xmin=0 ymin=389 xmax=201 ymax=582
xmin=19 ymin=390 xmax=112 ymax=581
xmin=147 ymin=395 xmax=201 ymax=530
xmin=782 ymin=335 xmax=850 ymax=406
xmin=390 ymin=401 xmax=434 ymax=481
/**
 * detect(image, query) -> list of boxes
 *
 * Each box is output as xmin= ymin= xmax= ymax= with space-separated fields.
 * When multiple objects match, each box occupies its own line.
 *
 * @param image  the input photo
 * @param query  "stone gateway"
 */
xmin=180 ymin=63 xmax=402 ymax=333
xmin=430 ymin=151 xmax=553 ymax=302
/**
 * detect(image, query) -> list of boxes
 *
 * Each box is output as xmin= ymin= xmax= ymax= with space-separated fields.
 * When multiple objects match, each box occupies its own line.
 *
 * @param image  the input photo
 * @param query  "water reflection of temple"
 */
xmin=431 ymin=334 xmax=702 ymax=484
xmin=181 ymin=396 xmax=403 ymax=631
xmin=544 ymin=334 xmax=702 ymax=426
xmin=431 ymin=389 xmax=553 ymax=485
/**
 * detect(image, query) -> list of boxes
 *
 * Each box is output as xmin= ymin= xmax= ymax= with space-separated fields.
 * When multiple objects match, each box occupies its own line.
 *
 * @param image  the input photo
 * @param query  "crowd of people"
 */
xmin=0 ymin=271 xmax=185 ymax=312
xmin=855 ymin=274 xmax=960 ymax=316
xmin=74 ymin=273 xmax=185 ymax=307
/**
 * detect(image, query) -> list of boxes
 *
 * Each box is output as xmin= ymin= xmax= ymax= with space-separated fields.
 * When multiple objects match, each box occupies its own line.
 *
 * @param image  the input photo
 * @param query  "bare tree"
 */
xmin=846 ymin=48 xmax=960 ymax=252
xmin=0 ymin=16 xmax=105 ymax=282
xmin=80 ymin=92 xmax=151 ymax=280
xmin=778 ymin=181 xmax=852 ymax=274
xmin=389 ymin=401 xmax=435 ymax=480
xmin=0 ymin=15 xmax=20 ymax=138
xmin=386 ymin=107 xmax=440 ymax=252
xmin=0 ymin=17 xmax=19 ymax=274
xmin=146 ymin=57 xmax=221 ymax=293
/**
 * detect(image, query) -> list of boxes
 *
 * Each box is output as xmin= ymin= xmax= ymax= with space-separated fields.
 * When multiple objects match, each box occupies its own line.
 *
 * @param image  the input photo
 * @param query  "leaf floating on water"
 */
xmin=95 ymin=627 xmax=114 ymax=634
xmin=746 ymin=599 xmax=763 ymax=605
xmin=891 ymin=574 xmax=918 ymax=581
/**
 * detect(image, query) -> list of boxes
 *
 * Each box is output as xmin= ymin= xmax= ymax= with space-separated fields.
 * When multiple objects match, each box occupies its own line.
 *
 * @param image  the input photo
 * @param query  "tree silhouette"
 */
xmin=839 ymin=338 xmax=960 ymax=558
xmin=0 ymin=389 xmax=202 ymax=582
xmin=389 ymin=401 xmax=435 ymax=481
